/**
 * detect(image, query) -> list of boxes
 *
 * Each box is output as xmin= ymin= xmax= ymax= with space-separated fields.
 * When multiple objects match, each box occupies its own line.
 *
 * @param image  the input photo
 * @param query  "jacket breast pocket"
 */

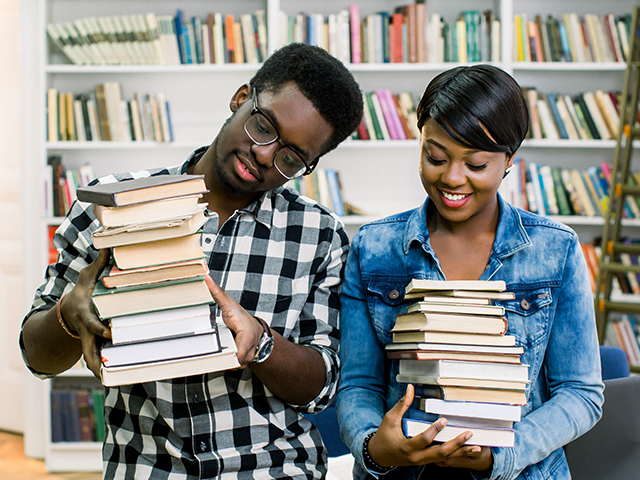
xmin=499 ymin=286 xmax=552 ymax=349
xmin=366 ymin=280 xmax=410 ymax=344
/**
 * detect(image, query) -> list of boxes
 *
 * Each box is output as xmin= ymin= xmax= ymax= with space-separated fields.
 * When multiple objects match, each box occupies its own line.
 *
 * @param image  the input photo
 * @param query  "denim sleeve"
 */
xmin=489 ymin=236 xmax=604 ymax=480
xmin=335 ymin=232 xmax=390 ymax=478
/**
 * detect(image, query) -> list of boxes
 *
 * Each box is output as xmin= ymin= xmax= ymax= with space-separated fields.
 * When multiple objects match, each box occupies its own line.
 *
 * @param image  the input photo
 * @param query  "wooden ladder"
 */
xmin=594 ymin=7 xmax=640 ymax=373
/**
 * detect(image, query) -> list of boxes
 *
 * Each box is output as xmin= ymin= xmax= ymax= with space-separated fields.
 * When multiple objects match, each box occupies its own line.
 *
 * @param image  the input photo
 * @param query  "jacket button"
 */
xmin=520 ymin=299 xmax=530 ymax=310
xmin=389 ymin=290 xmax=399 ymax=300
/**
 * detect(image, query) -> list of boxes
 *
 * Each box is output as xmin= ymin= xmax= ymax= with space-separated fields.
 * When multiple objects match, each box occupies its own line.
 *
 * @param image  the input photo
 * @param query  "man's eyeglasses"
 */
xmin=243 ymin=89 xmax=312 ymax=180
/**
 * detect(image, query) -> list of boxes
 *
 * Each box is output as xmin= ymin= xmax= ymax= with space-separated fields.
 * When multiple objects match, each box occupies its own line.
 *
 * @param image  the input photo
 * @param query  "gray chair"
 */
xmin=564 ymin=375 xmax=640 ymax=480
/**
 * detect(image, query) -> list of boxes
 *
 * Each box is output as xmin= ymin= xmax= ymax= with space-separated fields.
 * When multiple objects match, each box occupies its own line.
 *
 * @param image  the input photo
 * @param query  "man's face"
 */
xmin=213 ymin=83 xmax=334 ymax=199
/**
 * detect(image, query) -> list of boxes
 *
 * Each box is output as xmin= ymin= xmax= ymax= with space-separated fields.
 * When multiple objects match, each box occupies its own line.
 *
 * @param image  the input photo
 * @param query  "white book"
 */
xmin=134 ymin=14 xmax=156 ymax=64
xmin=60 ymin=22 xmax=94 ymax=64
xmin=596 ymin=90 xmax=620 ymax=138
xmin=201 ymin=25 xmax=211 ymax=64
xmin=42 ymin=164 xmax=53 ymax=218
xmin=255 ymin=10 xmax=268 ymax=61
xmin=96 ymin=17 xmax=126 ymax=64
xmin=566 ymin=13 xmax=585 ymax=63
xmin=145 ymin=13 xmax=166 ymax=64
xmin=605 ymin=14 xmax=624 ymax=62
xmin=404 ymin=418 xmax=514 ymax=447
xmin=399 ymin=359 xmax=529 ymax=383
xmin=528 ymin=162 xmax=547 ymax=216
xmin=213 ymin=13 xmax=225 ymax=64
xmin=156 ymin=92 xmax=171 ymax=144
xmin=421 ymin=398 xmax=522 ymax=422
xmin=86 ymin=96 xmax=101 ymax=141
xmin=569 ymin=169 xmax=597 ymax=217
xmin=73 ymin=99 xmax=86 ymax=142
xmin=563 ymin=95 xmax=589 ymax=140
xmin=583 ymin=91 xmax=611 ymax=140
xmin=616 ymin=19 xmax=630 ymax=61
xmin=120 ymin=100 xmax=132 ymax=141
xmin=491 ymin=19 xmax=501 ymax=62
xmin=369 ymin=92 xmax=391 ymax=140
xmin=536 ymin=98 xmax=560 ymax=140
xmin=555 ymin=97 xmax=579 ymax=140
xmin=539 ymin=165 xmax=559 ymax=215
xmin=128 ymin=100 xmax=143 ymax=142
xmin=240 ymin=14 xmax=258 ymax=64
xmin=119 ymin=15 xmax=145 ymax=64
xmin=46 ymin=23 xmax=81 ymax=64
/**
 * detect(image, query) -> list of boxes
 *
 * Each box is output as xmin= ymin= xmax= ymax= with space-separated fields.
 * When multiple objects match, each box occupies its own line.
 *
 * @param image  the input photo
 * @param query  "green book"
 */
xmin=550 ymin=167 xmax=572 ymax=216
xmin=365 ymin=93 xmax=384 ymax=140
xmin=91 ymin=389 xmax=105 ymax=442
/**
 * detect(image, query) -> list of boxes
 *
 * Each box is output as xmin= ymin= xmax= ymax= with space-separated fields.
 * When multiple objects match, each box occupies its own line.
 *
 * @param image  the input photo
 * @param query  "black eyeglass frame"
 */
xmin=243 ymin=88 xmax=315 ymax=179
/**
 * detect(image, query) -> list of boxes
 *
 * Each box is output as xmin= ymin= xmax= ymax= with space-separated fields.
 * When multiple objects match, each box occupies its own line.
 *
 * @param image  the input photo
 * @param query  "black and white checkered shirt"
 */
xmin=21 ymin=147 xmax=349 ymax=479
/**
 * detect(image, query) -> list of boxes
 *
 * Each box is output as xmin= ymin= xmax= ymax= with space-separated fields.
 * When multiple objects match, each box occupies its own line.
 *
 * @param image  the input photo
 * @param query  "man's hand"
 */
xmin=62 ymin=248 xmax=112 ymax=377
xmin=368 ymin=384 xmax=483 ymax=468
xmin=204 ymin=275 xmax=264 ymax=366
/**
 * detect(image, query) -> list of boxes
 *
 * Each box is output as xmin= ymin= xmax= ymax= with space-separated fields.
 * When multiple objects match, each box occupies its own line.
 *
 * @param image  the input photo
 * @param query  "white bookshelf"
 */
xmin=20 ymin=0 xmax=640 ymax=471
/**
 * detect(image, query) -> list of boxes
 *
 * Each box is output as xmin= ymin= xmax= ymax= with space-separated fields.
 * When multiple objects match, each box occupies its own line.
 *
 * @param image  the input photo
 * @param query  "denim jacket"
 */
xmin=336 ymin=195 xmax=604 ymax=480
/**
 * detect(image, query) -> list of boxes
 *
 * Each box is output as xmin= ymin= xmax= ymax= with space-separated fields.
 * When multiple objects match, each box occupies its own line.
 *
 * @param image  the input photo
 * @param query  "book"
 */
xmin=404 ymin=290 xmax=516 ymax=301
xmin=392 ymin=311 xmax=508 ymax=335
xmin=398 ymin=382 xmax=528 ymax=405
xmin=92 ymin=207 xmax=207 ymax=249
xmin=406 ymin=302 xmax=505 ymax=317
xmin=76 ymin=174 xmax=206 ymax=207
xmin=111 ymin=233 xmax=205 ymax=270
xmin=398 ymin=359 xmax=529 ymax=382
xmin=110 ymin=305 xmax=214 ymax=345
xmin=403 ymin=416 xmax=515 ymax=447
xmin=392 ymin=330 xmax=516 ymax=346
xmin=387 ymin=349 xmax=521 ymax=364
xmin=100 ymin=320 xmax=239 ymax=386
xmin=91 ymin=278 xmax=214 ymax=319
xmin=102 ymin=258 xmax=209 ymax=289
xmin=95 ymin=194 xmax=203 ymax=228
xmin=419 ymin=398 xmax=522 ymax=421
xmin=395 ymin=373 xmax=528 ymax=391
xmin=385 ymin=342 xmax=524 ymax=356
xmin=405 ymin=280 xmax=506 ymax=294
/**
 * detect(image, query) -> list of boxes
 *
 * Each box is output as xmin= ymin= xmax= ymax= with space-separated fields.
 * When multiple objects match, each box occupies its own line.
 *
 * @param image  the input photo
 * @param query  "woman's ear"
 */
xmin=503 ymin=155 xmax=515 ymax=179
xmin=229 ymin=84 xmax=252 ymax=113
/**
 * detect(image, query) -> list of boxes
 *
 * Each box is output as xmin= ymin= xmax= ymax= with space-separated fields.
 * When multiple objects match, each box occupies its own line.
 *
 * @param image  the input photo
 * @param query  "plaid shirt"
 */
xmin=21 ymin=147 xmax=349 ymax=479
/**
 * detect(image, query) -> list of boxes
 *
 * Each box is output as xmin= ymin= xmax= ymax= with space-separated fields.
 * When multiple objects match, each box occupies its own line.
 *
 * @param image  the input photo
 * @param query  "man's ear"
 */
xmin=230 ymin=84 xmax=252 ymax=113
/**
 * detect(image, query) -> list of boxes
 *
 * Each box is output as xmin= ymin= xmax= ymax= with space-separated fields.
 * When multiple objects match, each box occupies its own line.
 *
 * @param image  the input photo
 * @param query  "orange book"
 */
xmin=580 ymin=243 xmax=598 ymax=292
xmin=391 ymin=13 xmax=404 ymax=63
xmin=224 ymin=14 xmax=235 ymax=63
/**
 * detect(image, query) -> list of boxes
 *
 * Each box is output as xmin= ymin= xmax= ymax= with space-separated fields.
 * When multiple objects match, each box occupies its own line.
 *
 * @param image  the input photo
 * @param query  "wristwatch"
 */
xmin=252 ymin=316 xmax=274 ymax=364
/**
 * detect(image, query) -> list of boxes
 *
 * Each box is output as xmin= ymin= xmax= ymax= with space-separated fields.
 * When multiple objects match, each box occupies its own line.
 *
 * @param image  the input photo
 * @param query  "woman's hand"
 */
xmin=367 ymin=384 xmax=483 ymax=468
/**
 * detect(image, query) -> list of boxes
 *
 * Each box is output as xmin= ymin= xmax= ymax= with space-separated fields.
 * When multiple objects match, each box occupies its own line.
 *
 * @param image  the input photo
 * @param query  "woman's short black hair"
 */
xmin=416 ymin=65 xmax=529 ymax=158
xmin=250 ymin=43 xmax=363 ymax=158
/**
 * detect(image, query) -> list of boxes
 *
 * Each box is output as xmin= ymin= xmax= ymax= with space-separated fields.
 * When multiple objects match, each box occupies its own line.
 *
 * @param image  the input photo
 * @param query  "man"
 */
xmin=20 ymin=43 xmax=363 ymax=478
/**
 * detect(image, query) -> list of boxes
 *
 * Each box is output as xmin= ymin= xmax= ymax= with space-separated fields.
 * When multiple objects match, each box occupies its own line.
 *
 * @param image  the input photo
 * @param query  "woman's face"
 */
xmin=419 ymin=118 xmax=512 ymax=225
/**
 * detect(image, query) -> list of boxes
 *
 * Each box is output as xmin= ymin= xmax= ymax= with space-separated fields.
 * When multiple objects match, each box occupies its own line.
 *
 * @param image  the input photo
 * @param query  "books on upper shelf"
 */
xmin=279 ymin=5 xmax=501 ymax=64
xmin=44 ymin=155 xmax=96 ymax=218
xmin=604 ymin=315 xmax=640 ymax=367
xmin=47 ymin=9 xmax=267 ymax=65
xmin=352 ymin=90 xmax=420 ymax=141
xmin=46 ymin=83 xmax=174 ymax=143
xmin=100 ymin=319 xmax=240 ymax=386
xmin=513 ymin=12 xmax=631 ymax=63
xmin=499 ymin=157 xmax=640 ymax=220
xmin=521 ymin=88 xmax=620 ymax=141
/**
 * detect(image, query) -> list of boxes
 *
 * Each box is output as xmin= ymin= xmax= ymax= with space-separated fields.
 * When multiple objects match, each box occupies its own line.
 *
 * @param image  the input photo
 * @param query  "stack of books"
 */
xmin=76 ymin=174 xmax=239 ymax=386
xmin=388 ymin=279 xmax=528 ymax=448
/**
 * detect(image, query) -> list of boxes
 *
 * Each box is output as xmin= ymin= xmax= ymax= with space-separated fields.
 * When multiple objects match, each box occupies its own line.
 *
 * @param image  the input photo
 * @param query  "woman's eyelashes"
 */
xmin=426 ymin=154 xmax=489 ymax=171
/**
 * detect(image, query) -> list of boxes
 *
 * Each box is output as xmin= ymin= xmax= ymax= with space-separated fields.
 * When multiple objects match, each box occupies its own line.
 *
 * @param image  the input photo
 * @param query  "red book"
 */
xmin=207 ymin=14 xmax=215 ymax=63
xmin=391 ymin=13 xmax=404 ymax=62
xmin=356 ymin=117 xmax=370 ymax=140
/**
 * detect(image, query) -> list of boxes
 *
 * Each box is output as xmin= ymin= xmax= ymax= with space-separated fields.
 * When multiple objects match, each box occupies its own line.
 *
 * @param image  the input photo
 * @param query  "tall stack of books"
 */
xmin=76 ymin=174 xmax=239 ymax=387
xmin=388 ymin=279 xmax=528 ymax=448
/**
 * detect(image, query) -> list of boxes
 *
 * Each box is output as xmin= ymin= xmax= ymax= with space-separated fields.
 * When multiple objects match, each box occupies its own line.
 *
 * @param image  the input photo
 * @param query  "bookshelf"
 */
xmin=20 ymin=0 xmax=640 ymax=472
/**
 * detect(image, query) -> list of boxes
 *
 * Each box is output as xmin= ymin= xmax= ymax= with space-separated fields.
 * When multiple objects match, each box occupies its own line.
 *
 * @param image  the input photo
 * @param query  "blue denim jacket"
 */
xmin=336 ymin=195 xmax=604 ymax=480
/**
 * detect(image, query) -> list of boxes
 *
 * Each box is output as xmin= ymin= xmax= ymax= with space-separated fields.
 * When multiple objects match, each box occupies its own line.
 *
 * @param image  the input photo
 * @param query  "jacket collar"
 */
xmin=403 ymin=194 xmax=531 ymax=259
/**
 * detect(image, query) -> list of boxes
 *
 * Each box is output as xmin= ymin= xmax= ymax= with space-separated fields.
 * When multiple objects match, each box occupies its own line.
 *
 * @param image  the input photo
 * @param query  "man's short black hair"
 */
xmin=250 ymin=43 xmax=363 ymax=159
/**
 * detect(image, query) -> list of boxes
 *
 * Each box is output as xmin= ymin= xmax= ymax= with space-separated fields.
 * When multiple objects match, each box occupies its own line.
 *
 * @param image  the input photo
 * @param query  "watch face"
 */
xmin=254 ymin=332 xmax=274 ymax=363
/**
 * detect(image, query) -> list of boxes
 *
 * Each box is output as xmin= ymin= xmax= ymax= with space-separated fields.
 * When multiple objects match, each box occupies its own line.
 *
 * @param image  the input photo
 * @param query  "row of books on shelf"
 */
xmin=391 ymin=279 xmax=526 ymax=447
xmin=499 ymin=159 xmax=640 ymax=219
xmin=75 ymin=175 xmax=240 ymax=386
xmin=524 ymin=88 xmax=621 ymax=141
xmin=579 ymin=238 xmax=640 ymax=295
xmin=47 ymin=9 xmax=268 ymax=66
xmin=46 ymin=83 xmax=173 ymax=143
xmin=352 ymin=90 xmax=420 ymax=141
xmin=287 ymin=168 xmax=349 ymax=218
xmin=514 ymin=13 xmax=631 ymax=63
xmin=280 ymin=5 xmax=500 ymax=64
xmin=50 ymin=386 xmax=104 ymax=443
xmin=605 ymin=315 xmax=640 ymax=368
xmin=44 ymin=156 xmax=96 ymax=218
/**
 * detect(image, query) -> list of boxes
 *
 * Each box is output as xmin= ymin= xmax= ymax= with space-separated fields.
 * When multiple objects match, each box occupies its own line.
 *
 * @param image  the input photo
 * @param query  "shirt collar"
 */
xmin=181 ymin=146 xmax=274 ymax=229
xmin=402 ymin=194 xmax=531 ymax=258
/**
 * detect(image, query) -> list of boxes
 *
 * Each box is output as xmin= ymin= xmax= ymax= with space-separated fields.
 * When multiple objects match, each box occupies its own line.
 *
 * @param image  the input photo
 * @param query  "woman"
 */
xmin=336 ymin=65 xmax=604 ymax=480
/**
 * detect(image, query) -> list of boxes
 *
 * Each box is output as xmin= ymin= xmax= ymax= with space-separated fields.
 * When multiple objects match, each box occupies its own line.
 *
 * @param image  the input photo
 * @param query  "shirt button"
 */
xmin=193 ymin=394 xmax=199 ymax=403
xmin=204 ymin=237 xmax=212 ymax=244
xmin=520 ymin=299 xmax=530 ymax=310
xmin=200 ymin=441 xmax=207 ymax=452
xmin=388 ymin=290 xmax=399 ymax=300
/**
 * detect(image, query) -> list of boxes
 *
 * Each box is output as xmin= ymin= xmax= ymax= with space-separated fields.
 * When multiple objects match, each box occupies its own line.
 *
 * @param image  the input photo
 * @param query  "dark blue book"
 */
xmin=165 ymin=101 xmax=174 ymax=142
xmin=545 ymin=93 xmax=569 ymax=139
xmin=50 ymin=390 xmax=64 ymax=442
xmin=379 ymin=11 xmax=390 ymax=63
xmin=174 ymin=10 xmax=187 ymax=64
xmin=191 ymin=16 xmax=204 ymax=64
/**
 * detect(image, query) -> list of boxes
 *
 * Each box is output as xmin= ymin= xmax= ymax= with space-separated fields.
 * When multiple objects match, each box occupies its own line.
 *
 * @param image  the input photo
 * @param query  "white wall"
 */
xmin=0 ymin=0 xmax=25 ymax=433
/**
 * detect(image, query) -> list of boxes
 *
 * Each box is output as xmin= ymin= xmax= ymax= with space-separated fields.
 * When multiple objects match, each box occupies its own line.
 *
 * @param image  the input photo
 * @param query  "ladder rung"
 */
xmin=599 ymin=300 xmax=640 ymax=315
xmin=624 ymin=125 xmax=640 ymax=139
xmin=617 ymin=184 xmax=640 ymax=196
xmin=600 ymin=262 xmax=640 ymax=274
xmin=607 ymin=242 xmax=640 ymax=256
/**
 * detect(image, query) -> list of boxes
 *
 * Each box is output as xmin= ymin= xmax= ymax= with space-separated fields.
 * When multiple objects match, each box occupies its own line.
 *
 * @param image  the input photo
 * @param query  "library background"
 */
xmin=0 ymin=0 xmax=638 ymax=476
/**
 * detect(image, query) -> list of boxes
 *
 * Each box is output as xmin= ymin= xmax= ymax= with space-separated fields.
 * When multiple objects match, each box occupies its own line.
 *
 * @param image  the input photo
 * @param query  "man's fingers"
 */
xmin=87 ymin=248 xmax=111 ymax=280
xmin=204 ymin=275 xmax=232 ymax=307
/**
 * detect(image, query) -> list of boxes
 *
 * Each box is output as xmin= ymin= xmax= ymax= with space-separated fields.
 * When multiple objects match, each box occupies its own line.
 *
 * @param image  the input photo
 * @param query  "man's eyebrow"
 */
xmin=261 ymin=105 xmax=311 ymax=161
